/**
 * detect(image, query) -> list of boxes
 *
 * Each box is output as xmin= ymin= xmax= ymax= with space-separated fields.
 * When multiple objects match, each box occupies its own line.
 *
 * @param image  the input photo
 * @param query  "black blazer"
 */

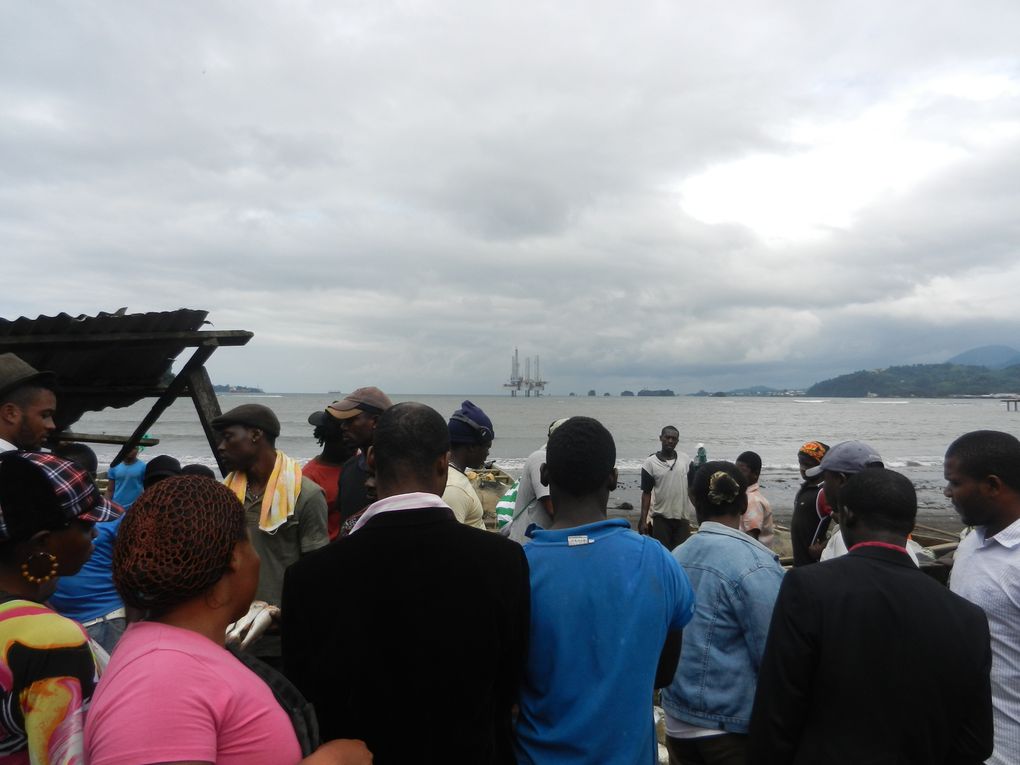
xmin=282 ymin=505 xmax=530 ymax=765
xmin=748 ymin=545 xmax=992 ymax=765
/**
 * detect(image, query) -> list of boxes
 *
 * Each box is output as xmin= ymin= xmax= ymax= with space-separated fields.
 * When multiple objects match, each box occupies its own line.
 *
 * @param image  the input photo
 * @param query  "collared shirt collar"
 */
xmin=698 ymin=520 xmax=778 ymax=558
xmin=979 ymin=515 xmax=1020 ymax=550
xmin=0 ymin=437 xmax=17 ymax=453
xmin=527 ymin=517 xmax=630 ymax=545
xmin=349 ymin=491 xmax=451 ymax=535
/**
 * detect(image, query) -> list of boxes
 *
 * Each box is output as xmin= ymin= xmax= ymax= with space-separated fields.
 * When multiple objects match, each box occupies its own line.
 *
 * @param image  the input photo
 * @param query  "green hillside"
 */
xmin=806 ymin=364 xmax=1020 ymax=397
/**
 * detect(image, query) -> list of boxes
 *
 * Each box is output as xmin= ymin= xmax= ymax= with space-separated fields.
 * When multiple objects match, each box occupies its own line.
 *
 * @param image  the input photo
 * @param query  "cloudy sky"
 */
xmin=3 ymin=1 xmax=1019 ymax=394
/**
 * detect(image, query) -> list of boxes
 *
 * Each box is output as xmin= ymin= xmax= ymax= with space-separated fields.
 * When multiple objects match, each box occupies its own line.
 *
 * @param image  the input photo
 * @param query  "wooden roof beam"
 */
xmin=0 ymin=329 xmax=252 ymax=351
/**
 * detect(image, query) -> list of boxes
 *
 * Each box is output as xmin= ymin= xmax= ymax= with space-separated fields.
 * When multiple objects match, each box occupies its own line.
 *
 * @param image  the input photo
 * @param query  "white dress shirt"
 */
xmin=951 ymin=517 xmax=1020 ymax=765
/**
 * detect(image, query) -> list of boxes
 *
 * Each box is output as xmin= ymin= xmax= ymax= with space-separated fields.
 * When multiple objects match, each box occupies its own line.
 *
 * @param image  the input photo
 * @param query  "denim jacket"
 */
xmin=660 ymin=521 xmax=785 ymax=734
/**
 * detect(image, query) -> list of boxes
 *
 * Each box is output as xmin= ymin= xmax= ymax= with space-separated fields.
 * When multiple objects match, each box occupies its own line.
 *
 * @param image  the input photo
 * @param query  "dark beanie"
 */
xmin=448 ymin=400 xmax=494 ymax=445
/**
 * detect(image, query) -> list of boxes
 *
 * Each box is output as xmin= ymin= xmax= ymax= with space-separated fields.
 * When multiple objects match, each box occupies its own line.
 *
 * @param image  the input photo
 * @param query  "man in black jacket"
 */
xmin=282 ymin=402 xmax=530 ymax=764
xmin=748 ymin=467 xmax=993 ymax=765
xmin=789 ymin=440 xmax=829 ymax=566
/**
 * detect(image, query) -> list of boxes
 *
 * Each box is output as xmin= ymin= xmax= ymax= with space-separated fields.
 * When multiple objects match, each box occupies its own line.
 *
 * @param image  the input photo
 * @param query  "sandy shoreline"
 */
xmin=604 ymin=471 xmax=965 ymax=536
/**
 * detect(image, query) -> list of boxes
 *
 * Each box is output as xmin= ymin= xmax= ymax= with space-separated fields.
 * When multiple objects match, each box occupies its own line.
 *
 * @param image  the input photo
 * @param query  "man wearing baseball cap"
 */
xmin=441 ymin=401 xmax=494 ymax=529
xmin=212 ymin=403 xmax=328 ymax=664
xmin=304 ymin=405 xmax=356 ymax=540
xmin=812 ymin=441 xmax=925 ymax=566
xmin=327 ymin=387 xmax=393 ymax=535
xmin=0 ymin=353 xmax=57 ymax=452
xmin=806 ymin=440 xmax=884 ymax=560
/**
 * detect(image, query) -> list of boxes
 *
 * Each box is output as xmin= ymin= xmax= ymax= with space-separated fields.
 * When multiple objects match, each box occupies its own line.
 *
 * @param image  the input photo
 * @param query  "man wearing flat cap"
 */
xmin=328 ymin=387 xmax=393 ymax=535
xmin=442 ymin=400 xmax=494 ymax=529
xmin=212 ymin=403 xmax=328 ymax=663
xmin=0 ymin=353 xmax=58 ymax=452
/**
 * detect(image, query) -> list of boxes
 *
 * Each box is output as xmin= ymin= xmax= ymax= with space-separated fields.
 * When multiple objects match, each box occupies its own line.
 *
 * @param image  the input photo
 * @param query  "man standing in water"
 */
xmin=0 ymin=353 xmax=57 ymax=452
xmin=946 ymin=430 xmax=1020 ymax=765
xmin=640 ymin=425 xmax=694 ymax=550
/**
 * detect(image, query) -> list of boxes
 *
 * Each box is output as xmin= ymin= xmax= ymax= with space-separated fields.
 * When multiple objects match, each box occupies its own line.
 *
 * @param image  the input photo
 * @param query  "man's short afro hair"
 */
xmin=546 ymin=416 xmax=616 ymax=497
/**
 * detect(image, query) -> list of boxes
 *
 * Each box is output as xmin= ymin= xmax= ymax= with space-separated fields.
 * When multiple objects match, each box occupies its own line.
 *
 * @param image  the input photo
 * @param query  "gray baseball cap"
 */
xmin=805 ymin=440 xmax=883 ymax=477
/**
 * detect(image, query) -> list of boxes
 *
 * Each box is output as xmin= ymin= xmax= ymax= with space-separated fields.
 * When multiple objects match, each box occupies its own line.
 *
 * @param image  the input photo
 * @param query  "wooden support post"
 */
xmin=111 ymin=342 xmax=218 ymax=467
xmin=185 ymin=364 xmax=228 ymax=476
xmin=53 ymin=432 xmax=160 ymax=447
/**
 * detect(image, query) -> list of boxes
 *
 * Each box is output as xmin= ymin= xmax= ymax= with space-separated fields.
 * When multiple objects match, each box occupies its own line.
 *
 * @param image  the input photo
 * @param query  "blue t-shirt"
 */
xmin=50 ymin=516 xmax=124 ymax=622
xmin=515 ymin=518 xmax=696 ymax=765
xmin=107 ymin=459 xmax=146 ymax=509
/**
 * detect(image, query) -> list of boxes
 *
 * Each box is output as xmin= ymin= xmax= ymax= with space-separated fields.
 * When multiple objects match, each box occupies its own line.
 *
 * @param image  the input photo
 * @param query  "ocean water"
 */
xmin=75 ymin=393 xmax=1020 ymax=524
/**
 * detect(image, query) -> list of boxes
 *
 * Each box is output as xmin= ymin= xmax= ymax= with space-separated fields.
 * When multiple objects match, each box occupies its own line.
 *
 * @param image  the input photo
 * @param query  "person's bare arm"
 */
xmin=639 ymin=492 xmax=652 ymax=535
xmin=158 ymin=739 xmax=373 ymax=765
xmin=654 ymin=630 xmax=682 ymax=688
xmin=302 ymin=739 xmax=373 ymax=764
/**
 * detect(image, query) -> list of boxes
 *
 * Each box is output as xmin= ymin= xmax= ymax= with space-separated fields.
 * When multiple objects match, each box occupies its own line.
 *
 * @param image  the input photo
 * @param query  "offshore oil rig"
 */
xmin=503 ymin=348 xmax=547 ymax=397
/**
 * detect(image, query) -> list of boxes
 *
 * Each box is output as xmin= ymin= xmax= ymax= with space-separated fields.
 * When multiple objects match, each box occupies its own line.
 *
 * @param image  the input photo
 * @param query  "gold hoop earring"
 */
xmin=22 ymin=551 xmax=59 ymax=584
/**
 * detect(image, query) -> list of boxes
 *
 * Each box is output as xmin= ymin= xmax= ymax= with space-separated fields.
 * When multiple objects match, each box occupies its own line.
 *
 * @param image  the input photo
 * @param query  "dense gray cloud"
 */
xmin=2 ymin=0 xmax=1019 ymax=394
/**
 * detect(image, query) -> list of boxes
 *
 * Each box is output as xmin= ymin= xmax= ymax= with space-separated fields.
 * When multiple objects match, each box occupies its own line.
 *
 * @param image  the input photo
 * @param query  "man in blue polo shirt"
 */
xmin=515 ymin=416 xmax=696 ymax=764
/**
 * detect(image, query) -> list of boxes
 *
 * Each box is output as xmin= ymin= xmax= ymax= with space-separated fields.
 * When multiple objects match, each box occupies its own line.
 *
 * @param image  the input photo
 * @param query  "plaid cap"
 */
xmin=0 ymin=452 xmax=121 ymax=541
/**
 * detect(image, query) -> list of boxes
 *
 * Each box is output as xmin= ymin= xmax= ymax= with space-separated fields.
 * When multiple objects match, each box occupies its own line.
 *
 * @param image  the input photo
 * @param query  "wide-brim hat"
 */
xmin=326 ymin=387 xmax=393 ymax=420
xmin=0 ymin=353 xmax=56 ymax=399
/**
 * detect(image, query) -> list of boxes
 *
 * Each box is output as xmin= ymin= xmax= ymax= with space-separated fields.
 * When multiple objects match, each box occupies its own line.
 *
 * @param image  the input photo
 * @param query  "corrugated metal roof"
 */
xmin=0 ymin=308 xmax=232 ymax=431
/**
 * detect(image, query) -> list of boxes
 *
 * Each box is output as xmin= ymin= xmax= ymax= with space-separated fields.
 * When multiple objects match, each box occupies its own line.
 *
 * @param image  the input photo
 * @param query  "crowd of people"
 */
xmin=0 ymin=350 xmax=1017 ymax=765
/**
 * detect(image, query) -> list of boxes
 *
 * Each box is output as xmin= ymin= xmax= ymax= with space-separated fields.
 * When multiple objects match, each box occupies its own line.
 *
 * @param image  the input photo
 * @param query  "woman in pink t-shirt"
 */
xmin=84 ymin=476 xmax=371 ymax=765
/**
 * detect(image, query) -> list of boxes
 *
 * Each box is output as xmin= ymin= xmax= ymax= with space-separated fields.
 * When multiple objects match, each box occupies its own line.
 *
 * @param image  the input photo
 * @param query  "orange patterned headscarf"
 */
xmin=798 ymin=441 xmax=829 ymax=463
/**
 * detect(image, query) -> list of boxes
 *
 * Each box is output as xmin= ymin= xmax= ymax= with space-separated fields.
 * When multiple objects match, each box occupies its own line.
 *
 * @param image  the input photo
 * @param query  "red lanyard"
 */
xmin=848 ymin=541 xmax=908 ymax=554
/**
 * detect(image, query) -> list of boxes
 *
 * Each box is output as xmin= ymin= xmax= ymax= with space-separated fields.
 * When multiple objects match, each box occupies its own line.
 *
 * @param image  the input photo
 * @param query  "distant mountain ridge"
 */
xmin=807 ymin=363 xmax=1020 ymax=398
xmin=945 ymin=345 xmax=1020 ymax=369
xmin=689 ymin=386 xmax=803 ymax=397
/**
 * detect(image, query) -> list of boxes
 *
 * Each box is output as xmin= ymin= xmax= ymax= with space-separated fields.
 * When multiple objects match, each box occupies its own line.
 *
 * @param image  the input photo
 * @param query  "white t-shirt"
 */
xmin=641 ymin=452 xmax=693 ymax=521
xmin=821 ymin=528 xmax=921 ymax=566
